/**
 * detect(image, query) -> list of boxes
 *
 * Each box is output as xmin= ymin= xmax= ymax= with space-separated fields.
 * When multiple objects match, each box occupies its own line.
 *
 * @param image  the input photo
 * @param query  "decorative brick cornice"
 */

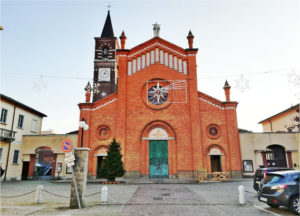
xmin=130 ymin=37 xmax=186 ymax=54
xmin=126 ymin=42 xmax=186 ymax=58
xmin=82 ymin=98 xmax=117 ymax=111
xmin=79 ymin=93 xmax=117 ymax=111
xmin=116 ymin=49 xmax=129 ymax=56
xmin=185 ymin=48 xmax=198 ymax=56
xmin=198 ymin=91 xmax=237 ymax=110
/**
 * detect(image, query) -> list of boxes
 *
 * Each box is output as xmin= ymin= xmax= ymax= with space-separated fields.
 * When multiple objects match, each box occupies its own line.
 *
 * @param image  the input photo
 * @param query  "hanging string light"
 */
xmin=287 ymin=69 xmax=300 ymax=87
xmin=234 ymin=75 xmax=250 ymax=92
xmin=4 ymin=67 xmax=299 ymax=94
xmin=33 ymin=75 xmax=48 ymax=93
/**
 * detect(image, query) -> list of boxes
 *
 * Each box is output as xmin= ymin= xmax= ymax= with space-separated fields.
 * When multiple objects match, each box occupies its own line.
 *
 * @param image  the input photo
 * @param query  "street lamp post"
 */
xmin=79 ymin=118 xmax=89 ymax=148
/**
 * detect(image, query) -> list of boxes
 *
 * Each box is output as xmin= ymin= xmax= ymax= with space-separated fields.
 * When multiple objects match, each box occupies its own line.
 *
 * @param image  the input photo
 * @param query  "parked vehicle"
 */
xmin=253 ymin=167 xmax=293 ymax=191
xmin=258 ymin=170 xmax=300 ymax=215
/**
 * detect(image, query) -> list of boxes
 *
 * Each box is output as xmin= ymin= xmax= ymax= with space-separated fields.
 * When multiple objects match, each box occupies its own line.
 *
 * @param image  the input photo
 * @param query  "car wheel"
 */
xmin=267 ymin=204 xmax=280 ymax=208
xmin=289 ymin=196 xmax=300 ymax=215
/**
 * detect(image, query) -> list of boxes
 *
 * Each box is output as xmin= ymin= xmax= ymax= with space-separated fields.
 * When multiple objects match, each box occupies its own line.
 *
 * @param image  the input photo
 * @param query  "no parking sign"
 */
xmin=62 ymin=139 xmax=73 ymax=153
xmin=61 ymin=139 xmax=81 ymax=209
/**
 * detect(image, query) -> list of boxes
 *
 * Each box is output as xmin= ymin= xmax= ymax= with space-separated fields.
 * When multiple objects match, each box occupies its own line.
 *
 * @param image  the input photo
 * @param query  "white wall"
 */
xmin=0 ymin=99 xmax=44 ymax=180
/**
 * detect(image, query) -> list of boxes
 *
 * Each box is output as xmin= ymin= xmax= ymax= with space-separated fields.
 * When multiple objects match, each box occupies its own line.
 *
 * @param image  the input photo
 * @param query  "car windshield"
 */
xmin=264 ymin=174 xmax=283 ymax=184
xmin=291 ymin=174 xmax=300 ymax=182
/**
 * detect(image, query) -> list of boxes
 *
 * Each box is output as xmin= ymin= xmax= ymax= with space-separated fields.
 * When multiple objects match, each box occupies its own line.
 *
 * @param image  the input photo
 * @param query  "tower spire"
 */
xmin=101 ymin=10 xmax=114 ymax=38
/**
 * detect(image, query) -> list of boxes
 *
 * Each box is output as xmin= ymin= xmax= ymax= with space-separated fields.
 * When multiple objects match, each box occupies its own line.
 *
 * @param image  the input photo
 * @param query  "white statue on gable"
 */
xmin=149 ymin=128 xmax=168 ymax=139
xmin=153 ymin=23 xmax=160 ymax=37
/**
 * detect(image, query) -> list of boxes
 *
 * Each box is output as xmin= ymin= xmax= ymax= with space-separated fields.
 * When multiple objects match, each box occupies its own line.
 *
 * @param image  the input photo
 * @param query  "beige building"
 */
xmin=240 ymin=104 xmax=300 ymax=176
xmin=0 ymin=94 xmax=46 ymax=181
xmin=259 ymin=103 xmax=300 ymax=132
xmin=21 ymin=133 xmax=78 ymax=180
xmin=240 ymin=131 xmax=299 ymax=176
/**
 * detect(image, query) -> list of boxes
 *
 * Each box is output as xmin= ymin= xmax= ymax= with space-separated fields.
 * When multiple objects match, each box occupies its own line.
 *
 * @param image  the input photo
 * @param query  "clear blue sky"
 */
xmin=1 ymin=0 xmax=299 ymax=133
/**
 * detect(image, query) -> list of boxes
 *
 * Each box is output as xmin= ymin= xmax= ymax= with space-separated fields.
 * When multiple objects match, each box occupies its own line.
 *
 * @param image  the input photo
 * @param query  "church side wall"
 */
xmin=199 ymin=100 xmax=242 ymax=177
xmin=79 ymin=100 xmax=118 ymax=178
xmin=199 ymin=101 xmax=230 ymax=172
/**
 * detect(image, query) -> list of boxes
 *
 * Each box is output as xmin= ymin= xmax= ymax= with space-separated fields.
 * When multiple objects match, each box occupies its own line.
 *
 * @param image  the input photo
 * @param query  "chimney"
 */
xmin=84 ymin=82 xmax=92 ymax=103
xmin=119 ymin=31 xmax=127 ymax=49
xmin=223 ymin=80 xmax=231 ymax=101
xmin=187 ymin=30 xmax=194 ymax=49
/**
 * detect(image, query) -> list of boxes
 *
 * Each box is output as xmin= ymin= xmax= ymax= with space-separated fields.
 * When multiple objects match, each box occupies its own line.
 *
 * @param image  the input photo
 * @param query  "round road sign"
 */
xmin=62 ymin=139 xmax=73 ymax=153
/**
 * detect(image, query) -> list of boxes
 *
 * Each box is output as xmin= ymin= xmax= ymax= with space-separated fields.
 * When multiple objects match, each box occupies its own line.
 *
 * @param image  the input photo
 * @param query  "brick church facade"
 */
xmin=78 ymin=11 xmax=242 ymax=179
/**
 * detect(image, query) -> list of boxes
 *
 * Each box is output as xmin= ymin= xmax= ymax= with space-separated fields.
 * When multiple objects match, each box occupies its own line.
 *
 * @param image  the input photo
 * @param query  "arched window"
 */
xmin=266 ymin=145 xmax=287 ymax=167
xmin=34 ymin=146 xmax=54 ymax=178
xmin=102 ymin=48 xmax=108 ymax=58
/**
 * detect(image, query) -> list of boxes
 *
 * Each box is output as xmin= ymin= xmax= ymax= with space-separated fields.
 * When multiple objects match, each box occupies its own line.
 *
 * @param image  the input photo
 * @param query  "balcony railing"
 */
xmin=0 ymin=128 xmax=16 ymax=142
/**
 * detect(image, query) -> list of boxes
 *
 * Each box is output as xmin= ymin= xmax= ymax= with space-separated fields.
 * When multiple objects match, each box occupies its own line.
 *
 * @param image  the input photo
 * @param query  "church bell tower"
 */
xmin=93 ymin=10 xmax=118 ymax=102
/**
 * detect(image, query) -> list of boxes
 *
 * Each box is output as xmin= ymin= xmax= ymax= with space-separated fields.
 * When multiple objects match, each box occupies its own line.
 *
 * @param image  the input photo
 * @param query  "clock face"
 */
xmin=99 ymin=43 xmax=112 ymax=60
xmin=98 ymin=68 xmax=110 ymax=81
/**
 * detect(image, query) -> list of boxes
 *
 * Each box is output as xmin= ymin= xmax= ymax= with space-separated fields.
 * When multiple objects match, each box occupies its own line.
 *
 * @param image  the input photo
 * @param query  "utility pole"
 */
xmin=4 ymin=106 xmax=16 ymax=181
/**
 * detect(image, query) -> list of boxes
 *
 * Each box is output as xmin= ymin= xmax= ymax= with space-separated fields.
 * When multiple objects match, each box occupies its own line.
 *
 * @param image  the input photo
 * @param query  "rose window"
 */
xmin=148 ymin=82 xmax=168 ymax=105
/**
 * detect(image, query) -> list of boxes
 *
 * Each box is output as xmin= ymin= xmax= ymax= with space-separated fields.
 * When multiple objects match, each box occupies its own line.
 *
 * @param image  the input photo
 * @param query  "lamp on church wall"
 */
xmin=79 ymin=118 xmax=89 ymax=148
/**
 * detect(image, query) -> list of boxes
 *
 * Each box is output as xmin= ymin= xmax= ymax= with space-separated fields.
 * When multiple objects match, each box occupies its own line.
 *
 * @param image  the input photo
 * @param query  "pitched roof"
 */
xmin=128 ymin=36 xmax=187 ymax=56
xmin=100 ymin=10 xmax=114 ymax=38
xmin=0 ymin=94 xmax=47 ymax=117
xmin=258 ymin=103 xmax=300 ymax=124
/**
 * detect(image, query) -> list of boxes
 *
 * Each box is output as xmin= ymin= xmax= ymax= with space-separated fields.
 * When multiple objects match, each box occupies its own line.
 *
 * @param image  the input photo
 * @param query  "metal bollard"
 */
xmin=35 ymin=185 xmax=44 ymax=204
xmin=238 ymin=185 xmax=246 ymax=205
xmin=101 ymin=186 xmax=108 ymax=204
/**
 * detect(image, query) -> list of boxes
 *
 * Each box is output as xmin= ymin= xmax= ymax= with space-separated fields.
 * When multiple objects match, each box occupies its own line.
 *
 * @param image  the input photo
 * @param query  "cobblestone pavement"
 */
xmin=0 ymin=179 xmax=294 ymax=216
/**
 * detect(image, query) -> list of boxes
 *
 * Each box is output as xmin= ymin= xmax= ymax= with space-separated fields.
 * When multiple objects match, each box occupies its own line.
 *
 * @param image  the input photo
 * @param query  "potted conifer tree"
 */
xmin=102 ymin=139 xmax=125 ymax=182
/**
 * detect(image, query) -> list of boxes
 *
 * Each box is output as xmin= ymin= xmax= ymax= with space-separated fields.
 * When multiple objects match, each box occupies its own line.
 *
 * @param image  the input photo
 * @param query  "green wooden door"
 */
xmin=149 ymin=140 xmax=169 ymax=178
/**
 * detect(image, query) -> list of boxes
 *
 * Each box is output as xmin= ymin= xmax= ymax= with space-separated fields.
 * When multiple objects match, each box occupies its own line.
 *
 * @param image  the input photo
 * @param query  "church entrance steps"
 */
xmin=101 ymin=181 xmax=120 ymax=184
xmin=124 ymin=178 xmax=198 ymax=184
xmin=51 ymin=177 xmax=245 ymax=184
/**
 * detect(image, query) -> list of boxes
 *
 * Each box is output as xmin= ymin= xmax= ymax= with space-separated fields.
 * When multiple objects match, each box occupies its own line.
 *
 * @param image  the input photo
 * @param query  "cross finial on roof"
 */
xmin=107 ymin=4 xmax=111 ymax=10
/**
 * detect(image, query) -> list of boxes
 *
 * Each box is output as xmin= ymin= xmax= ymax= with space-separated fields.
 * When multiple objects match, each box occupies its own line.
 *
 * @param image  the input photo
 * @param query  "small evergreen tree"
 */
xmin=102 ymin=139 xmax=125 ymax=181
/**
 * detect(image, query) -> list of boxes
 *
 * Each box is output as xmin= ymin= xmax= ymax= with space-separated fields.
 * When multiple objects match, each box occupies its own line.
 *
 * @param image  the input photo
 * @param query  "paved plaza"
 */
xmin=0 ymin=179 xmax=294 ymax=216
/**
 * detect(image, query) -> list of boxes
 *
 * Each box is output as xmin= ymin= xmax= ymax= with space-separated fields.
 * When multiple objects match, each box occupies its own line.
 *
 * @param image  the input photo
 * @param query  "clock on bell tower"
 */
xmin=93 ymin=10 xmax=118 ymax=102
